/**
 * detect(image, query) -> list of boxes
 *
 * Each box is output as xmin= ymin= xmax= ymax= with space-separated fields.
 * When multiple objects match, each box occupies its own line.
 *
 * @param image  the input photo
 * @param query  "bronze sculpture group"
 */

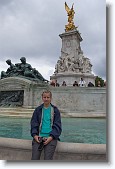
xmin=1 ymin=57 xmax=48 ymax=82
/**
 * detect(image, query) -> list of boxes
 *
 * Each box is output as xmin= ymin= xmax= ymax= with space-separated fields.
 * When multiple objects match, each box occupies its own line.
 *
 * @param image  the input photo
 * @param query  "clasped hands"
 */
xmin=34 ymin=135 xmax=53 ymax=145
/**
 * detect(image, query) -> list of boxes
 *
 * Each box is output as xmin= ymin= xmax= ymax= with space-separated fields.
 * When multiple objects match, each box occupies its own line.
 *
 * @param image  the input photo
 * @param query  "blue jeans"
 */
xmin=31 ymin=139 xmax=57 ymax=160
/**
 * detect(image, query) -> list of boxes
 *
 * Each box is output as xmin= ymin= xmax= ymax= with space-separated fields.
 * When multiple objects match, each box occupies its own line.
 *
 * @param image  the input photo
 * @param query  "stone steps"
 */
xmin=0 ymin=108 xmax=34 ymax=118
xmin=0 ymin=107 xmax=34 ymax=112
xmin=0 ymin=114 xmax=32 ymax=117
xmin=0 ymin=108 xmax=106 ymax=118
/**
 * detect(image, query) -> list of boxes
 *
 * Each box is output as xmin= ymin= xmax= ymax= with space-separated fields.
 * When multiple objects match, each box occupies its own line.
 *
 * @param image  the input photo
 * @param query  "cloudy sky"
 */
xmin=0 ymin=0 xmax=106 ymax=81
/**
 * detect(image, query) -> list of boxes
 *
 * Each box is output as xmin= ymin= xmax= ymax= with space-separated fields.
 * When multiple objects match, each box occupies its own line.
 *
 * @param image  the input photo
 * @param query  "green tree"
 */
xmin=95 ymin=76 xmax=104 ymax=87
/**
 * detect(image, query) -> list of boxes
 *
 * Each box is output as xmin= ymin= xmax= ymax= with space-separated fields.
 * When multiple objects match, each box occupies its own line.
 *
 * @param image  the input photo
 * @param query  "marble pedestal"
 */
xmin=50 ymin=72 xmax=95 ymax=86
xmin=50 ymin=29 xmax=95 ymax=86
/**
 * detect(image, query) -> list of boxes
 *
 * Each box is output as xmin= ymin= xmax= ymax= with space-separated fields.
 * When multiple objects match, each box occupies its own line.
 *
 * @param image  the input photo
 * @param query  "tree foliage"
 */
xmin=95 ymin=76 xmax=105 ymax=87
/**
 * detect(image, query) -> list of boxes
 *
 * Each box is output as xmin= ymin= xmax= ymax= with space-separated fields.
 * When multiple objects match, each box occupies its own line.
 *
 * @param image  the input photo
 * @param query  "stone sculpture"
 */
xmin=54 ymin=51 xmax=92 ymax=74
xmin=50 ymin=2 xmax=95 ymax=86
xmin=0 ymin=91 xmax=24 ymax=107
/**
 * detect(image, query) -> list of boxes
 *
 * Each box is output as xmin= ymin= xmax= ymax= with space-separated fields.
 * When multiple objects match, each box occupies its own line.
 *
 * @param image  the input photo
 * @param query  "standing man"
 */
xmin=78 ymin=77 xmax=86 ymax=87
xmin=30 ymin=90 xmax=62 ymax=160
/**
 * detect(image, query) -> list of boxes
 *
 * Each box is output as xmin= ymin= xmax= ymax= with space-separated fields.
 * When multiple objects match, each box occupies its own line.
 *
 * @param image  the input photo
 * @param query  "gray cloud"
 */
xmin=0 ymin=0 xmax=106 ymax=80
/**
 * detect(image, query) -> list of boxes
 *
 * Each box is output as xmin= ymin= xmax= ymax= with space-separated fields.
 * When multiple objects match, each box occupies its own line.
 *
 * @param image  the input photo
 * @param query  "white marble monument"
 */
xmin=50 ymin=3 xmax=95 ymax=86
xmin=50 ymin=29 xmax=95 ymax=86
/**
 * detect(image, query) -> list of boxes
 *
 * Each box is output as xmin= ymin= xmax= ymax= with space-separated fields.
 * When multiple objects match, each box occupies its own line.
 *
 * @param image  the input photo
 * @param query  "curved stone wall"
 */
xmin=0 ymin=137 xmax=106 ymax=161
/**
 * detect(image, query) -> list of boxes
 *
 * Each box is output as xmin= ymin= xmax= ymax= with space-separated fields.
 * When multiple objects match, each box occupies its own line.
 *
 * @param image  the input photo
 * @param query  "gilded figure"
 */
xmin=65 ymin=2 xmax=76 ymax=32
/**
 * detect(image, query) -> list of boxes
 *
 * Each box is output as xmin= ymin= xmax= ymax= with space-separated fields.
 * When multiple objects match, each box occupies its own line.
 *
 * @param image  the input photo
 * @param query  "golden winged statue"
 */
xmin=65 ymin=2 xmax=76 ymax=32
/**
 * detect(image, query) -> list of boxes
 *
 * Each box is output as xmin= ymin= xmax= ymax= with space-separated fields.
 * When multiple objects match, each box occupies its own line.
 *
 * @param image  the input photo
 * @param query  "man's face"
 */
xmin=42 ymin=93 xmax=51 ymax=106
